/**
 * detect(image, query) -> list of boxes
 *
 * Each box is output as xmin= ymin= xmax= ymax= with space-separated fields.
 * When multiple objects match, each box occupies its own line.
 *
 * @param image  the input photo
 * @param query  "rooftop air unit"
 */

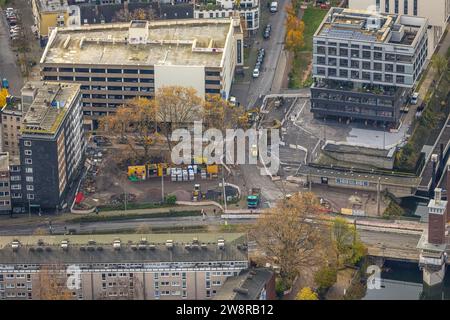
xmin=11 ymin=240 xmax=20 ymax=251
xmin=217 ymin=238 xmax=225 ymax=250
xmin=61 ymin=240 xmax=69 ymax=251
xmin=113 ymin=239 xmax=121 ymax=250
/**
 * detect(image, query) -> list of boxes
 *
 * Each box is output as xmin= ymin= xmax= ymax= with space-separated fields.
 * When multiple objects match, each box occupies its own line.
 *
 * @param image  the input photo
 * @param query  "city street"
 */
xmin=231 ymin=0 xmax=288 ymax=109
xmin=0 ymin=8 xmax=23 ymax=95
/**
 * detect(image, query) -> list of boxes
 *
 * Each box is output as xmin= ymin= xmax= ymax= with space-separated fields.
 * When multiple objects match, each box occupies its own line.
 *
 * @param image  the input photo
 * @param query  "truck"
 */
xmin=247 ymin=188 xmax=261 ymax=209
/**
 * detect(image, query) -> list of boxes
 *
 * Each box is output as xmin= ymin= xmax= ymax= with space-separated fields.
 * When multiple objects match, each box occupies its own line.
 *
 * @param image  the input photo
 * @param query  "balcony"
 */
xmin=312 ymin=79 xmax=398 ymax=97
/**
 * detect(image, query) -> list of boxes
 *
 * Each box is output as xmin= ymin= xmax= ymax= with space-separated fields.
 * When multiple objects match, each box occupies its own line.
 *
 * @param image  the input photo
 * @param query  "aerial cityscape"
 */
xmin=0 ymin=0 xmax=450 ymax=305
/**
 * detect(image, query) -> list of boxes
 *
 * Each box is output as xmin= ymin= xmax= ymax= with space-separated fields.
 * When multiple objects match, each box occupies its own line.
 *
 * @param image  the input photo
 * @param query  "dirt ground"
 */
xmin=311 ymin=185 xmax=388 ymax=217
xmin=81 ymin=144 xmax=223 ymax=208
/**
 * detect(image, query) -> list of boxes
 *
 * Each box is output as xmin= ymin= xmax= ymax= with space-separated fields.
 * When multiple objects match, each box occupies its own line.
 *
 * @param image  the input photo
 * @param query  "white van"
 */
xmin=270 ymin=2 xmax=278 ymax=13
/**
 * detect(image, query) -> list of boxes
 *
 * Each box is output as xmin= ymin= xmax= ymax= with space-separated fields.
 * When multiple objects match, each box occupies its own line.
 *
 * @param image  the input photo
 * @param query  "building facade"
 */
xmin=0 ymin=97 xmax=24 ymax=161
xmin=0 ymin=234 xmax=250 ymax=300
xmin=40 ymin=18 xmax=244 ymax=130
xmin=194 ymin=0 xmax=260 ymax=33
xmin=311 ymin=8 xmax=428 ymax=125
xmin=6 ymin=82 xmax=85 ymax=211
xmin=348 ymin=0 xmax=450 ymax=57
xmin=0 ymin=153 xmax=11 ymax=214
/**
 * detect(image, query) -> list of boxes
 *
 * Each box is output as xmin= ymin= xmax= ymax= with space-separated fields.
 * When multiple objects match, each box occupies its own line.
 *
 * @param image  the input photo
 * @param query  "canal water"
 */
xmin=363 ymin=260 xmax=450 ymax=300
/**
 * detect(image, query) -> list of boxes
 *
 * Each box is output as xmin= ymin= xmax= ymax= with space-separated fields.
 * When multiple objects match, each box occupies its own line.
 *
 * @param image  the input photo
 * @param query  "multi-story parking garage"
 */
xmin=40 ymin=18 xmax=244 ymax=129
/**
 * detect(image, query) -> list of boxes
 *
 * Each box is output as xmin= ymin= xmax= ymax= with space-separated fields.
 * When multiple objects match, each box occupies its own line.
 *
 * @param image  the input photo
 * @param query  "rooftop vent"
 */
xmin=113 ymin=239 xmax=121 ymax=250
xmin=166 ymin=239 xmax=174 ymax=249
xmin=61 ymin=240 xmax=69 ymax=251
xmin=217 ymin=238 xmax=225 ymax=250
xmin=192 ymin=237 xmax=200 ymax=248
xmin=11 ymin=240 xmax=20 ymax=251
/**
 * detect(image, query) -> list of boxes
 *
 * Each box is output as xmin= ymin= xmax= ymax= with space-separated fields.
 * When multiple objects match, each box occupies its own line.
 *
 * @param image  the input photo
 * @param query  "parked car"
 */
xmin=229 ymin=96 xmax=237 ymax=107
xmin=270 ymin=1 xmax=278 ymax=13
xmin=410 ymin=92 xmax=419 ymax=105
xmin=252 ymin=68 xmax=260 ymax=78
xmin=263 ymin=25 xmax=271 ymax=39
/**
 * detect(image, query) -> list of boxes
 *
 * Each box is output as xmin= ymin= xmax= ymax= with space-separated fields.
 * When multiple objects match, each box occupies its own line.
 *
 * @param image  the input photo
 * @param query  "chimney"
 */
xmin=428 ymin=188 xmax=447 ymax=245
xmin=431 ymin=154 xmax=438 ymax=197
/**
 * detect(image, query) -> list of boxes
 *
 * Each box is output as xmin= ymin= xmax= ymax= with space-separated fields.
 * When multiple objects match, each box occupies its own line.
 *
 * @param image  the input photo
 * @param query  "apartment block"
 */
xmin=0 ymin=97 xmax=24 ymax=161
xmin=0 ymin=153 xmax=11 ymax=214
xmin=311 ymin=8 xmax=428 ymax=125
xmin=6 ymin=82 xmax=85 ymax=212
xmin=0 ymin=233 xmax=250 ymax=300
xmin=32 ymin=0 xmax=70 ymax=38
xmin=66 ymin=0 xmax=193 ymax=28
xmin=40 ymin=18 xmax=244 ymax=130
xmin=194 ymin=0 xmax=260 ymax=33
xmin=348 ymin=0 xmax=450 ymax=57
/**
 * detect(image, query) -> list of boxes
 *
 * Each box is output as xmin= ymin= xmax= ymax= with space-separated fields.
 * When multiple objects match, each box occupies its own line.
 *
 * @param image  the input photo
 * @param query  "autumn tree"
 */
xmin=202 ymin=94 xmax=248 ymax=131
xmin=100 ymin=97 xmax=159 ymax=159
xmin=156 ymin=86 xmax=202 ymax=151
xmin=114 ymin=7 xmax=156 ymax=22
xmin=285 ymin=4 xmax=305 ymax=52
xmin=296 ymin=287 xmax=319 ymax=300
xmin=432 ymin=54 xmax=448 ymax=77
xmin=252 ymin=192 xmax=325 ymax=289
xmin=331 ymin=218 xmax=366 ymax=267
xmin=36 ymin=265 xmax=73 ymax=300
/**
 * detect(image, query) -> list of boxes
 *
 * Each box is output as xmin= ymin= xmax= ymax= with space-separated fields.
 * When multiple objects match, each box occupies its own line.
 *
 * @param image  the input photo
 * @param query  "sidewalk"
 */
xmin=416 ymin=26 xmax=450 ymax=112
xmin=0 ymin=204 xmax=219 ymax=228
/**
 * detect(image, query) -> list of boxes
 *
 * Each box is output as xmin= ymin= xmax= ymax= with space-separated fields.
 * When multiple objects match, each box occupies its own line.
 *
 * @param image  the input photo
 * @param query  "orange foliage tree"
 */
xmin=285 ymin=4 xmax=305 ymax=53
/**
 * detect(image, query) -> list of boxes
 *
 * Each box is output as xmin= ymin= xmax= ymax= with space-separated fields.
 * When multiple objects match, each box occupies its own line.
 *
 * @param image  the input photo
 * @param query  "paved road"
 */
xmin=0 ymin=9 xmax=23 ymax=95
xmin=0 ymin=216 xmax=257 ymax=235
xmin=232 ymin=0 xmax=288 ymax=109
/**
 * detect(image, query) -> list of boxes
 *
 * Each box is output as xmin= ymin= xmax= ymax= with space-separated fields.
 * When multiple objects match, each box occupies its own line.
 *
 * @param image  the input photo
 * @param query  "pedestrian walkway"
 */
xmin=417 ymin=26 xmax=450 ymax=107
xmin=0 ymin=204 xmax=219 ymax=228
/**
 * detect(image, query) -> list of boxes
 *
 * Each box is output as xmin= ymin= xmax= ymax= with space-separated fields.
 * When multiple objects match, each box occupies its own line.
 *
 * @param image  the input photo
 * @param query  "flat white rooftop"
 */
xmin=41 ymin=19 xmax=236 ymax=67
xmin=316 ymin=8 xmax=428 ymax=46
